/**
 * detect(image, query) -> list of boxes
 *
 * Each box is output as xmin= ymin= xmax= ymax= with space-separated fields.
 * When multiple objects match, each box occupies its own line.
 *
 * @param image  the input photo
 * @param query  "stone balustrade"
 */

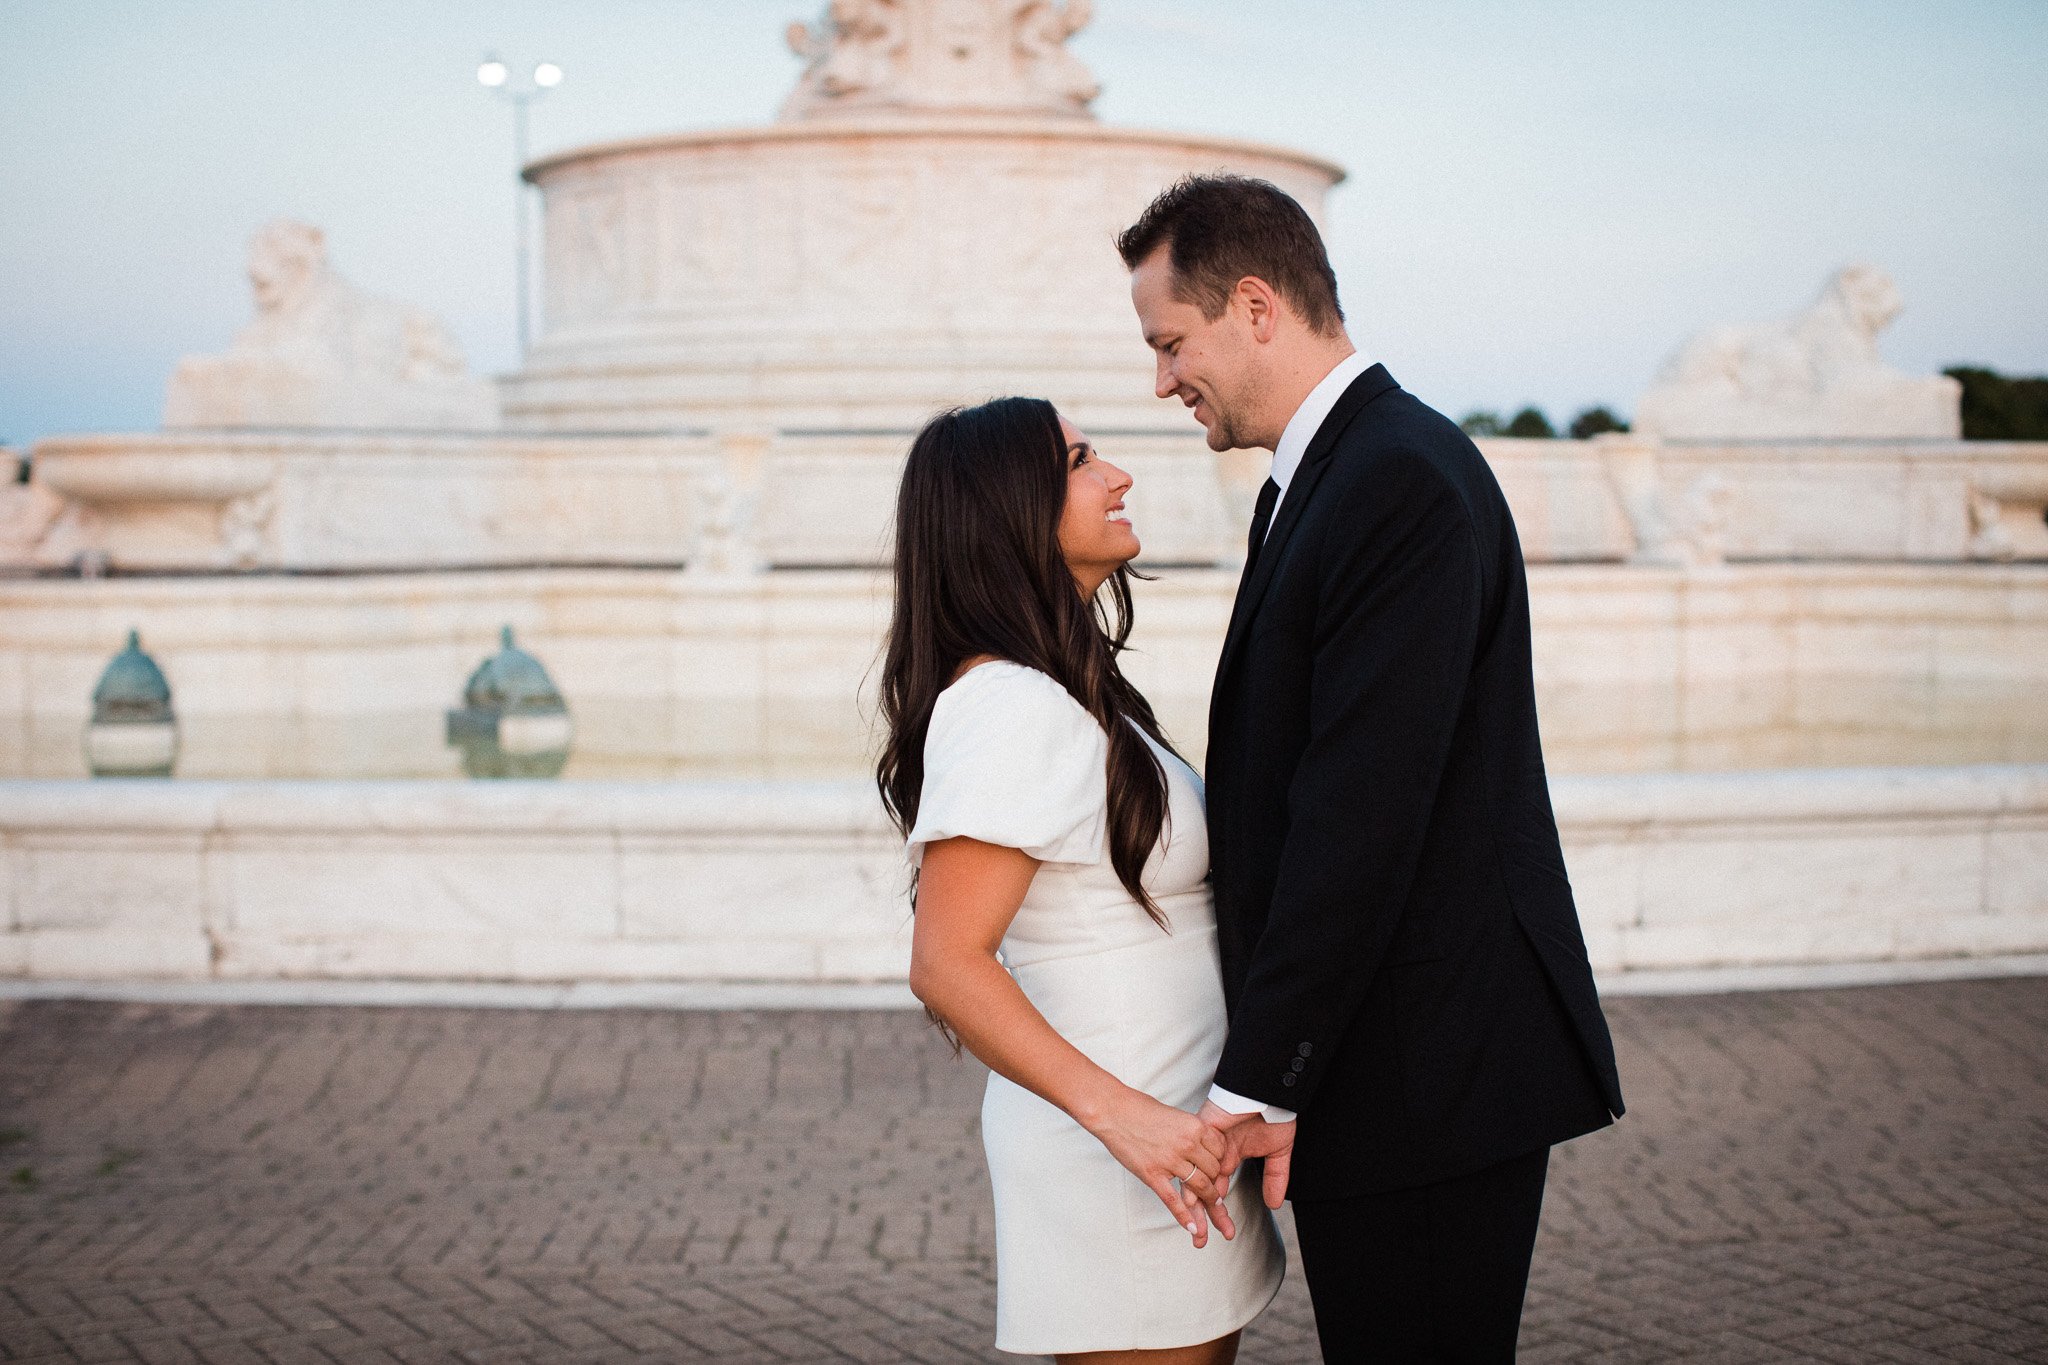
xmin=13 ymin=429 xmax=2047 ymax=574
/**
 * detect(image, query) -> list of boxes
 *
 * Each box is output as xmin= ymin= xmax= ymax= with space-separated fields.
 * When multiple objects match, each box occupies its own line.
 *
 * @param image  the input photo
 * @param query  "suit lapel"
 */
xmin=1214 ymin=364 xmax=1400 ymax=691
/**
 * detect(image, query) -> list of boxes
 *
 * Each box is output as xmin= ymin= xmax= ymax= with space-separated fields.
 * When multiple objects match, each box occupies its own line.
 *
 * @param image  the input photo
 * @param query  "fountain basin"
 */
xmin=2 ymin=560 xmax=2042 ymax=985
xmin=23 ymin=429 xmax=724 ymax=571
xmin=4 ymin=563 xmax=2043 ymax=779
xmin=510 ymin=118 xmax=1344 ymax=433
xmin=2 ymin=766 xmax=2040 ymax=984
xmin=18 ymin=432 xmax=2044 ymax=574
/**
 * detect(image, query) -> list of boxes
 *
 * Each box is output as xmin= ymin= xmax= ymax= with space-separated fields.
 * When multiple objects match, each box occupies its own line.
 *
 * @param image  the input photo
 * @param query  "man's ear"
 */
xmin=1236 ymin=275 xmax=1282 ymax=343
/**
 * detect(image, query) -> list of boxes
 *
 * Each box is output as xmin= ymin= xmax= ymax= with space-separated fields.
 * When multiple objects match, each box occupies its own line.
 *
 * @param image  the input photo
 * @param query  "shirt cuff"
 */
xmin=1207 ymin=1082 xmax=1297 ymax=1125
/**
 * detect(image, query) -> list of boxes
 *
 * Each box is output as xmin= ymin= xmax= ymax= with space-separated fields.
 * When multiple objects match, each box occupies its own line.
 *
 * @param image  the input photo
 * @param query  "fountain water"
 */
xmin=1 ymin=0 xmax=2043 ymax=988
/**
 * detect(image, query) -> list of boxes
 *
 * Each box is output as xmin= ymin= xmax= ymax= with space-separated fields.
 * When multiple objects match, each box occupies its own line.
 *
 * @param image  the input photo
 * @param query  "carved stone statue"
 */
xmin=1634 ymin=265 xmax=1961 ymax=441
xmin=1600 ymin=438 xmax=1731 ymax=569
xmin=1012 ymin=0 xmax=1098 ymax=106
xmin=780 ymin=0 xmax=1099 ymax=121
xmin=786 ymin=0 xmax=909 ymax=106
xmin=162 ymin=220 xmax=500 ymax=430
xmin=0 ymin=470 xmax=69 ymax=568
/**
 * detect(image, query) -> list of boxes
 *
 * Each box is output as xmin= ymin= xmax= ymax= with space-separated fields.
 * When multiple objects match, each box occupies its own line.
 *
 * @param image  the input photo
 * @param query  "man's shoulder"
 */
xmin=1343 ymin=385 xmax=1475 ymax=461
xmin=1324 ymin=398 xmax=1470 ymax=490
xmin=1339 ymin=390 xmax=1501 ymax=500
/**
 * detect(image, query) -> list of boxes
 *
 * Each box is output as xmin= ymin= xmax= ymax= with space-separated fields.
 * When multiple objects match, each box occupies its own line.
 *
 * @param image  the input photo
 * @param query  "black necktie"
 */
xmin=1244 ymin=477 xmax=1281 ymax=575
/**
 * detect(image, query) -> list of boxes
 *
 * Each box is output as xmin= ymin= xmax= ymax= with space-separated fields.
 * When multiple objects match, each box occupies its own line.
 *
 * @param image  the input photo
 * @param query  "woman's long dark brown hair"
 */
xmin=876 ymin=396 xmax=1181 ymax=928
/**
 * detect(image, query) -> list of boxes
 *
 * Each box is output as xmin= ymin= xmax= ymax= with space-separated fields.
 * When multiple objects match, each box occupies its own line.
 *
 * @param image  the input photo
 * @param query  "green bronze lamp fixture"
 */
xmin=445 ymin=625 xmax=573 ymax=778
xmin=85 ymin=629 xmax=178 ymax=777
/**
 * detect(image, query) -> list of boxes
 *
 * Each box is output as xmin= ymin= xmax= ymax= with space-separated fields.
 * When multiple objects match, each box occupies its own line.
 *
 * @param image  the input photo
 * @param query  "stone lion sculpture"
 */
xmin=163 ymin=220 xmax=498 ymax=429
xmin=1634 ymin=264 xmax=1960 ymax=440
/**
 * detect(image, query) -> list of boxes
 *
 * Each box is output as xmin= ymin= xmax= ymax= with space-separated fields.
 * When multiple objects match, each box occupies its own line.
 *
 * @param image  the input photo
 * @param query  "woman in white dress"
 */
xmin=875 ymin=397 xmax=1286 ymax=1362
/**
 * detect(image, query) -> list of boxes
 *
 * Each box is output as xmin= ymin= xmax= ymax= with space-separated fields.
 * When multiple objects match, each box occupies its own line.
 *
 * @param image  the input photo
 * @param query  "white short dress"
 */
xmin=907 ymin=661 xmax=1285 ymax=1356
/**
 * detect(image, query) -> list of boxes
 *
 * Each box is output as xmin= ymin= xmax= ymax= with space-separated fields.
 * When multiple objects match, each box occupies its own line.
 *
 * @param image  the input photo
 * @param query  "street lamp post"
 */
xmin=477 ymin=55 xmax=563 ymax=361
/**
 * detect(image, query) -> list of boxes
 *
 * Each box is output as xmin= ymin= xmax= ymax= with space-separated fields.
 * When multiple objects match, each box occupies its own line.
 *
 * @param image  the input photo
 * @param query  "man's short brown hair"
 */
xmin=1116 ymin=175 xmax=1344 ymax=335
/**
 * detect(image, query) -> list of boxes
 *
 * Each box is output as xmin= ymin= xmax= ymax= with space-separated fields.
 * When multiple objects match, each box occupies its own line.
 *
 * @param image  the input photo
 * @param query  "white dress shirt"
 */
xmin=1263 ymin=348 xmax=1375 ymax=539
xmin=1207 ymin=347 xmax=1375 ymax=1126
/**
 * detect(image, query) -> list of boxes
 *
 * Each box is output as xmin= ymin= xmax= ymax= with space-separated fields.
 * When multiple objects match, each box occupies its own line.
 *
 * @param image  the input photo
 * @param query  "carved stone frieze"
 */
xmin=218 ymin=486 xmax=279 ymax=569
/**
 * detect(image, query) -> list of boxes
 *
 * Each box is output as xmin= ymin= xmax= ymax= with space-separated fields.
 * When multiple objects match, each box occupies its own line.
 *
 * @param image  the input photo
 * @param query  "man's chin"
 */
xmin=1185 ymin=403 xmax=1243 ymax=451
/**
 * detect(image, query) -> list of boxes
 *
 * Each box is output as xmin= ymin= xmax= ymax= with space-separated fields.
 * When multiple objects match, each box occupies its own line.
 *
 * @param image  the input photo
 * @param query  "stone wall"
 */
xmin=5 ymin=564 xmax=2044 ymax=780
xmin=2 ymin=766 xmax=2042 ymax=983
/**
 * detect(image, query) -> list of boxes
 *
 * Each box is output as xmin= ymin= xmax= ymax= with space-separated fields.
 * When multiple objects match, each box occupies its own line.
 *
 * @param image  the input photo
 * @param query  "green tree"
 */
xmin=1459 ymin=410 xmax=1505 ymax=437
xmin=1505 ymin=406 xmax=1556 ymax=439
xmin=1944 ymin=366 xmax=2048 ymax=440
xmin=1568 ymin=406 xmax=1630 ymax=439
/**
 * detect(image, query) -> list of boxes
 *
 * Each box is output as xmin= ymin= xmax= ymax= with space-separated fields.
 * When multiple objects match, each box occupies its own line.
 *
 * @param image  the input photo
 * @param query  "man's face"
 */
xmin=1130 ymin=245 xmax=1258 ymax=452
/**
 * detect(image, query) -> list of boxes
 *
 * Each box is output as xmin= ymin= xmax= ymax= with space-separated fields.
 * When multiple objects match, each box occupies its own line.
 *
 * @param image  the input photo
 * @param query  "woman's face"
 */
xmin=1055 ymin=414 xmax=1140 ymax=592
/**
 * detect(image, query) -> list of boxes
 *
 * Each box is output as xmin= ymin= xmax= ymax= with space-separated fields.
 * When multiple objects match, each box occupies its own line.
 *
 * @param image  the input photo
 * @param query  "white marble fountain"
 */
xmin=2 ymin=0 xmax=2044 ymax=989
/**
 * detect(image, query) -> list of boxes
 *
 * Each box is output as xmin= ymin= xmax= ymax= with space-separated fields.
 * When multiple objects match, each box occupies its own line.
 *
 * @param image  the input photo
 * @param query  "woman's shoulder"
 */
xmin=933 ymin=659 xmax=1100 ymax=736
xmin=910 ymin=660 xmax=1108 ymax=864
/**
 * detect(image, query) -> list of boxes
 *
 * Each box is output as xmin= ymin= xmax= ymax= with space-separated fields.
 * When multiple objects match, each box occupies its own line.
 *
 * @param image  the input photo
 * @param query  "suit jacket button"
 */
xmin=1298 ymin=1043 xmax=1313 ymax=1057
xmin=1281 ymin=1073 xmax=1297 ymax=1087
xmin=1290 ymin=1057 xmax=1306 ymax=1072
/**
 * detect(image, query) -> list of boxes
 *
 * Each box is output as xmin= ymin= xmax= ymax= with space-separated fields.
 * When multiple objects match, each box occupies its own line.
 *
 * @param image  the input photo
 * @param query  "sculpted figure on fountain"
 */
xmin=785 ymin=0 xmax=909 ymax=107
xmin=780 ymin=0 xmax=1099 ymax=120
xmin=162 ymin=220 xmax=500 ymax=431
xmin=1635 ymin=264 xmax=1961 ymax=440
xmin=1012 ymin=0 xmax=1099 ymax=107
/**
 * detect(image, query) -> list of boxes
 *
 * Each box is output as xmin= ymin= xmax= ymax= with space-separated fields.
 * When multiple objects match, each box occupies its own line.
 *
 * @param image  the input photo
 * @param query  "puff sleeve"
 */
xmin=906 ymin=664 xmax=1109 ymax=867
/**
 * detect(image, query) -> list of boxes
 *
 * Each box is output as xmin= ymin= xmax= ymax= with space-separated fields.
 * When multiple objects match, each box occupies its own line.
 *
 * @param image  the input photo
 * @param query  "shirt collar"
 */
xmin=1270 ymin=349 xmax=1373 ymax=496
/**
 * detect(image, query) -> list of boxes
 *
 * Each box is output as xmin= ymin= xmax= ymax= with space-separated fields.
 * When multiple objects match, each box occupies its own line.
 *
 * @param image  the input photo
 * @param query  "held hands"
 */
xmin=1198 ymin=1100 xmax=1296 ymax=1210
xmin=1084 ymin=1087 xmax=1238 ymax=1248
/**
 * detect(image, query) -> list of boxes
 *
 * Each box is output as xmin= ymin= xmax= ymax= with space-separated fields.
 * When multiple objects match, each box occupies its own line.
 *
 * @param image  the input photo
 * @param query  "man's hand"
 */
xmin=1198 ymin=1100 xmax=1296 ymax=1209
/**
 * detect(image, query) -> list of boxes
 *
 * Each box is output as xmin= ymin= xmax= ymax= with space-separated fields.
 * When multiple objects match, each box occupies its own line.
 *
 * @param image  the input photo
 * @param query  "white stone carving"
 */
xmin=218 ymin=486 xmax=278 ymax=569
xmin=781 ymin=0 xmax=1098 ymax=121
xmin=514 ymin=125 xmax=1343 ymax=433
xmin=1967 ymin=465 xmax=2048 ymax=562
xmin=163 ymin=220 xmax=500 ymax=431
xmin=693 ymin=431 xmax=772 ymax=576
xmin=1635 ymin=265 xmax=1961 ymax=441
xmin=1599 ymin=436 xmax=1730 ymax=568
xmin=1013 ymin=0 xmax=1099 ymax=107
xmin=0 ymin=479 xmax=67 ymax=568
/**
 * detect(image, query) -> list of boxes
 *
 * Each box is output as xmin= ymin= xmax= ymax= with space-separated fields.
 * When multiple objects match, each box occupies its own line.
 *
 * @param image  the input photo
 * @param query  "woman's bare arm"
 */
xmin=910 ymin=835 xmax=1235 ymax=1244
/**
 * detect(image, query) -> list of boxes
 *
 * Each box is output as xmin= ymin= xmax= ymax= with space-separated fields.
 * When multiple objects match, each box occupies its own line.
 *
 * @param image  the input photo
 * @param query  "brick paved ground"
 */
xmin=1 ymin=978 xmax=2044 ymax=1363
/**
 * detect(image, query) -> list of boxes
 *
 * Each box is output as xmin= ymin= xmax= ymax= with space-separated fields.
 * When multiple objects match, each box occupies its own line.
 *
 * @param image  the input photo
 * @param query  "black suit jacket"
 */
xmin=1207 ymin=364 xmax=1624 ymax=1202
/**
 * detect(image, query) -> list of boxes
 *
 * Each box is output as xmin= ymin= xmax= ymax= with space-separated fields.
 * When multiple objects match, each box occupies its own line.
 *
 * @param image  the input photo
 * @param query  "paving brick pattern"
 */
xmin=1 ymin=978 xmax=2043 ymax=1362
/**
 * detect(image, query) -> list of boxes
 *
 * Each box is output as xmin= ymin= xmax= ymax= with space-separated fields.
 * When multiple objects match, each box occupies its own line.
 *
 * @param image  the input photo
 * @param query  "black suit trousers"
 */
xmin=1289 ymin=1147 xmax=1551 ymax=1363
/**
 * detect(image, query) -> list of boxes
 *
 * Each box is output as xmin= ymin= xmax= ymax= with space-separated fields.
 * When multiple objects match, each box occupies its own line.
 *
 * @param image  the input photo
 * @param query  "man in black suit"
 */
xmin=1118 ymin=176 xmax=1624 ymax=1362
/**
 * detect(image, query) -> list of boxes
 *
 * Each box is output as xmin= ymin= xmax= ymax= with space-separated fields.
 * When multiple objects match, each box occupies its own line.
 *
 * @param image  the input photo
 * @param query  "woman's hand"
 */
xmin=910 ymin=841 xmax=1238 ymax=1247
xmin=1082 ymin=1087 xmax=1237 ymax=1247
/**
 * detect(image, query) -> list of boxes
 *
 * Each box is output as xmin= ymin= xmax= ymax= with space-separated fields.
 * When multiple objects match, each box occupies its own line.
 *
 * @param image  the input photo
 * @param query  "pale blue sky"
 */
xmin=3 ymin=0 xmax=2044 ymax=446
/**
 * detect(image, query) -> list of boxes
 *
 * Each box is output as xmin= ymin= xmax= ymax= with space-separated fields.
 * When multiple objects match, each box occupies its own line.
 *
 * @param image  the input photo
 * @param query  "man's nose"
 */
xmin=1154 ymin=355 xmax=1176 ymax=401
